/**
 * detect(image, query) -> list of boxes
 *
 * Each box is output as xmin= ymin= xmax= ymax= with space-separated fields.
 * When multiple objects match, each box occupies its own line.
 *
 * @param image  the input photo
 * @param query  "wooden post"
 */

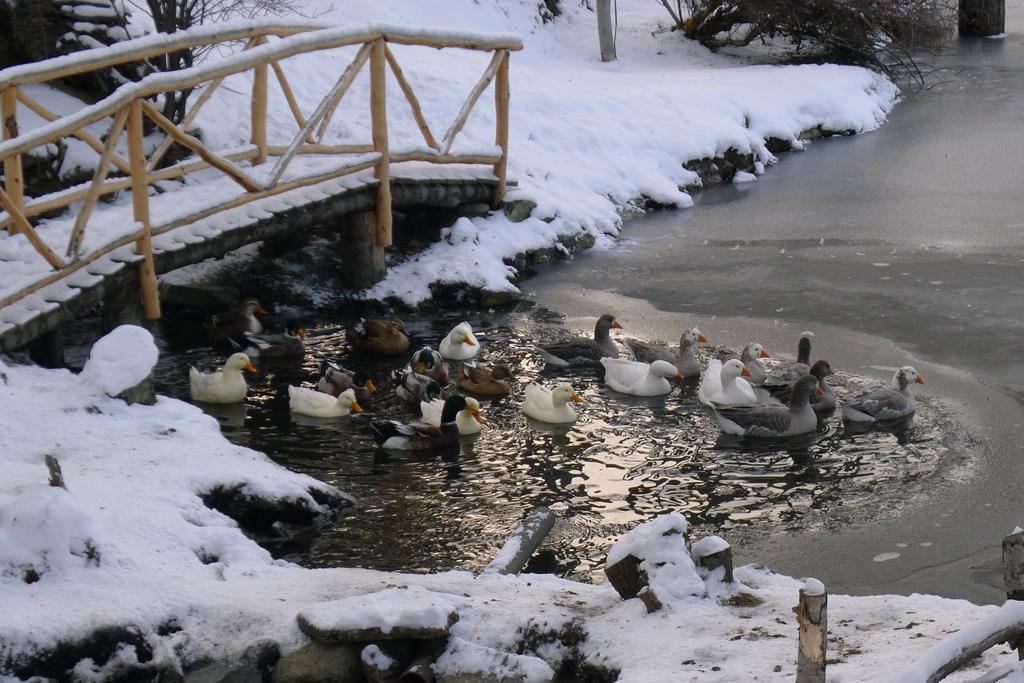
xmin=2 ymin=87 xmax=24 ymax=234
xmin=795 ymin=580 xmax=827 ymax=683
xmin=959 ymin=0 xmax=1005 ymax=35
xmin=597 ymin=0 xmax=617 ymax=62
xmin=484 ymin=506 xmax=555 ymax=575
xmin=251 ymin=60 xmax=269 ymax=165
xmin=369 ymin=38 xmax=392 ymax=248
xmin=492 ymin=51 xmax=510 ymax=207
xmin=127 ymin=100 xmax=161 ymax=320
xmin=1003 ymin=527 xmax=1024 ymax=660
xmin=337 ymin=211 xmax=386 ymax=288
xmin=28 ymin=327 xmax=64 ymax=369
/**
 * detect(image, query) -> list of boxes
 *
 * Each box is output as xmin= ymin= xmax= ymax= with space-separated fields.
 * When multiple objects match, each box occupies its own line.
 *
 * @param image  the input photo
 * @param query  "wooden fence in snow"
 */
xmin=0 ymin=22 xmax=521 ymax=320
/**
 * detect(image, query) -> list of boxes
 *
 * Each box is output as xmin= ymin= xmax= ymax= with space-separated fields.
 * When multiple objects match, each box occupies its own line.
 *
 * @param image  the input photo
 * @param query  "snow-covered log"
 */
xmin=484 ymin=506 xmax=555 ymax=575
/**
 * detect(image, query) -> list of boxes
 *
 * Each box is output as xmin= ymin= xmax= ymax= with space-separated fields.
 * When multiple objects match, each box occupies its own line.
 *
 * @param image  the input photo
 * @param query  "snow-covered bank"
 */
xmin=1 ymin=329 xmax=1020 ymax=681
xmin=182 ymin=0 xmax=897 ymax=305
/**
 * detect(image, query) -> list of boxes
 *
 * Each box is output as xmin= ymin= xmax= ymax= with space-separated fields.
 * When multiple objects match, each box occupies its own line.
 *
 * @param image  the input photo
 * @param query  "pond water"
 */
xmin=151 ymin=308 xmax=967 ymax=581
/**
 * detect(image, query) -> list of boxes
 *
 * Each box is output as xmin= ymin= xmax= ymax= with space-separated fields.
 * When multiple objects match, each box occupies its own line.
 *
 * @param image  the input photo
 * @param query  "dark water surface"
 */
xmin=152 ymin=310 xmax=965 ymax=581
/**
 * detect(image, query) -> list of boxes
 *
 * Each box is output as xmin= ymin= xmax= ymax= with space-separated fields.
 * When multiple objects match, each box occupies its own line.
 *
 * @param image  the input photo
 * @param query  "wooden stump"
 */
xmin=959 ymin=0 xmax=1005 ymax=35
xmin=605 ymin=554 xmax=661 ymax=613
xmin=794 ymin=580 xmax=827 ymax=683
xmin=1003 ymin=527 xmax=1024 ymax=660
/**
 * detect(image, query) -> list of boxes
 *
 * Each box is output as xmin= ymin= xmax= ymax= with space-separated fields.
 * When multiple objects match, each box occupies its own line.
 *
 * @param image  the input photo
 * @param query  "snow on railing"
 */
xmin=0 ymin=22 xmax=521 ymax=319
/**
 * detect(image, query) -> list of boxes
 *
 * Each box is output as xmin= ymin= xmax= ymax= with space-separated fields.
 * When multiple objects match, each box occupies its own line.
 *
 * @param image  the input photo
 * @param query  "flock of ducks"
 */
xmin=188 ymin=302 xmax=927 ymax=450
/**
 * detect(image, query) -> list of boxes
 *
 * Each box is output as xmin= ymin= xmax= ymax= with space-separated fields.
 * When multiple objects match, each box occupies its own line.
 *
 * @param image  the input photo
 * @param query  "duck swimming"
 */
xmin=600 ymin=358 xmax=682 ymax=397
xmin=842 ymin=366 xmax=923 ymax=422
xmin=316 ymin=360 xmax=377 ymax=402
xmin=456 ymin=362 xmax=512 ymax=397
xmin=189 ymin=352 xmax=257 ymax=404
xmin=289 ymin=386 xmax=363 ymax=418
xmin=698 ymin=358 xmax=756 ymax=407
xmin=394 ymin=370 xmax=443 ymax=407
xmin=410 ymin=346 xmax=450 ymax=384
xmin=757 ymin=360 xmax=835 ymax=413
xmin=347 ymin=319 xmax=410 ymax=355
xmin=763 ymin=332 xmax=814 ymax=387
xmin=537 ymin=314 xmax=622 ymax=367
xmin=370 ymin=395 xmax=468 ymax=450
xmin=209 ymin=299 xmax=266 ymax=341
xmin=238 ymin=322 xmax=305 ymax=358
xmin=624 ymin=327 xmax=706 ymax=379
xmin=421 ymin=395 xmax=483 ymax=435
xmin=713 ymin=375 xmax=823 ymax=438
xmin=439 ymin=322 xmax=479 ymax=361
xmin=523 ymin=382 xmax=584 ymax=423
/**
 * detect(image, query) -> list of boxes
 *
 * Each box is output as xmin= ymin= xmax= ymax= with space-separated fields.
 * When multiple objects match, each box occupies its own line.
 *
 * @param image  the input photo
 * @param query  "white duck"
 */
xmin=421 ymin=396 xmax=483 ymax=434
xmin=439 ymin=322 xmax=479 ymax=360
xmin=698 ymin=358 xmax=756 ymax=407
xmin=842 ymin=366 xmax=924 ymax=422
xmin=523 ymin=382 xmax=583 ymax=424
xmin=288 ymin=386 xmax=363 ymax=418
xmin=189 ymin=352 xmax=256 ymax=404
xmin=600 ymin=358 xmax=683 ymax=397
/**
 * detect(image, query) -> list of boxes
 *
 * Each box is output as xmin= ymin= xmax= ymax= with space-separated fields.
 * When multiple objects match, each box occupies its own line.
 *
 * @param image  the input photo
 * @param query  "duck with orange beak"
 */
xmin=439 ymin=322 xmax=479 ymax=361
xmin=624 ymin=326 xmax=708 ymax=379
xmin=842 ymin=366 xmax=924 ymax=422
xmin=698 ymin=358 xmax=757 ymax=406
xmin=189 ymin=352 xmax=258 ymax=404
xmin=288 ymin=386 xmax=363 ymax=418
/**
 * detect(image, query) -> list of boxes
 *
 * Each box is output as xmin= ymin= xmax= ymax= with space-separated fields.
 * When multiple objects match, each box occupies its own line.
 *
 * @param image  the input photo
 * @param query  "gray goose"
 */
xmin=842 ymin=366 xmax=923 ymax=422
xmin=624 ymin=327 xmax=706 ymax=379
xmin=537 ymin=314 xmax=622 ymax=367
xmin=713 ymin=375 xmax=822 ymax=438
xmin=763 ymin=332 xmax=813 ymax=387
xmin=756 ymin=360 xmax=835 ymax=413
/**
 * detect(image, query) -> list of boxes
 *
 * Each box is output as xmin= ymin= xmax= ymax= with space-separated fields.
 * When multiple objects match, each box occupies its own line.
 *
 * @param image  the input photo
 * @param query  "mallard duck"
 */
xmin=347 ymin=319 xmax=410 ymax=355
xmin=439 ymin=322 xmax=479 ymax=360
xmin=624 ymin=327 xmax=706 ymax=379
xmin=537 ymin=314 xmax=622 ymax=367
xmin=393 ymin=370 xmax=443 ymax=407
xmin=209 ymin=299 xmax=266 ymax=341
xmin=316 ymin=360 xmax=377 ymax=402
xmin=713 ymin=375 xmax=822 ymax=437
xmin=756 ymin=360 xmax=835 ymax=412
xmin=421 ymin=395 xmax=483 ymax=434
xmin=600 ymin=358 xmax=682 ymax=397
xmin=842 ymin=366 xmax=923 ymax=422
xmin=763 ymin=332 xmax=814 ymax=387
xmin=456 ymin=362 xmax=512 ymax=396
xmin=370 ymin=395 xmax=468 ymax=450
xmin=523 ymin=382 xmax=583 ymax=424
xmin=698 ymin=359 xmax=756 ymax=406
xmin=238 ymin=322 xmax=305 ymax=358
xmin=189 ymin=352 xmax=257 ymax=404
xmin=288 ymin=386 xmax=363 ymax=417
xmin=410 ymin=346 xmax=449 ymax=384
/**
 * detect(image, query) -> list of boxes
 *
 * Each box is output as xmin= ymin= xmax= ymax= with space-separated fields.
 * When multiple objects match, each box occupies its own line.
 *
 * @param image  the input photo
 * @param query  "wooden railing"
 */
xmin=0 ymin=22 xmax=521 ymax=319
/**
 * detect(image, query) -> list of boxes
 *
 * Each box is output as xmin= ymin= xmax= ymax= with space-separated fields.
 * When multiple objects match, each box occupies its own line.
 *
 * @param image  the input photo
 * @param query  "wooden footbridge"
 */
xmin=0 ymin=21 xmax=521 ymax=353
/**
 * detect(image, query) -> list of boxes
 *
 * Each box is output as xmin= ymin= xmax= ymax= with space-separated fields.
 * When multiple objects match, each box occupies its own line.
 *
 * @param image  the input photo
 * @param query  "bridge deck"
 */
xmin=0 ymin=159 xmax=498 ymax=351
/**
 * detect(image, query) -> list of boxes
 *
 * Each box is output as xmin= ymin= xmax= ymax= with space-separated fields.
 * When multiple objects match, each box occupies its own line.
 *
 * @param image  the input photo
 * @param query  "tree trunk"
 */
xmin=959 ymin=0 xmax=1005 ymax=36
xmin=597 ymin=0 xmax=616 ymax=61
xmin=795 ymin=584 xmax=827 ymax=683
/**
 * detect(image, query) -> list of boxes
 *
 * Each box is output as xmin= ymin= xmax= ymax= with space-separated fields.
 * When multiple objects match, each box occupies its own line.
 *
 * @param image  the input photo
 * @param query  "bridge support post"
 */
xmin=492 ymin=51 xmax=510 ymax=207
xmin=28 ymin=327 xmax=64 ymax=369
xmin=370 ymin=38 xmax=392 ymax=250
xmin=2 ymin=87 xmax=24 ymax=235
xmin=338 ymin=211 xmax=386 ymax=288
xmin=127 ymin=100 xmax=161 ymax=320
xmin=103 ymin=270 xmax=144 ymax=332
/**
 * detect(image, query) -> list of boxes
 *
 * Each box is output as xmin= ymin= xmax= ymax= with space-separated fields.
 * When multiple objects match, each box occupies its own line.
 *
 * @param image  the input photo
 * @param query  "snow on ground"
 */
xmin=1 ymin=330 xmax=1021 ymax=680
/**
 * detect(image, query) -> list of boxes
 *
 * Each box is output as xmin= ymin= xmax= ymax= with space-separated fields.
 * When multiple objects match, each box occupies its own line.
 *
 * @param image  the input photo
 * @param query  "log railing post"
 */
xmin=126 ymin=100 xmax=161 ymax=320
xmin=492 ymin=50 xmax=510 ymax=207
xmin=369 ymin=38 xmax=392 ymax=249
xmin=795 ymin=579 xmax=827 ymax=683
xmin=959 ymin=0 xmax=1005 ymax=36
xmin=251 ymin=44 xmax=269 ymax=165
xmin=2 ymin=87 xmax=24 ymax=234
xmin=1003 ymin=527 xmax=1024 ymax=660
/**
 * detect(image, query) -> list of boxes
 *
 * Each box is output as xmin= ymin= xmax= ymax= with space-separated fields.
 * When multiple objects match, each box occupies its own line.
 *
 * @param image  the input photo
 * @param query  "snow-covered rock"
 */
xmin=80 ymin=325 xmax=158 ymax=399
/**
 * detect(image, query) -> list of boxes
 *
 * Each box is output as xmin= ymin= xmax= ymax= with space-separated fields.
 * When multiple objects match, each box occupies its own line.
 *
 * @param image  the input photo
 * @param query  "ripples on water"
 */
xmin=152 ymin=306 xmax=960 ymax=581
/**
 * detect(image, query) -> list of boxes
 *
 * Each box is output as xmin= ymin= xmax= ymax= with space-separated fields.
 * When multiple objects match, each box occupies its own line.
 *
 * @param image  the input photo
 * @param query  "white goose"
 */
xmin=600 ymin=358 xmax=682 ymax=397
xmin=421 ymin=396 xmax=483 ymax=434
xmin=189 ymin=352 xmax=256 ymax=404
xmin=523 ymin=382 xmax=583 ymax=424
xmin=842 ymin=366 xmax=923 ymax=422
xmin=439 ymin=322 xmax=479 ymax=360
xmin=698 ymin=358 xmax=756 ymax=406
xmin=289 ymin=387 xmax=363 ymax=418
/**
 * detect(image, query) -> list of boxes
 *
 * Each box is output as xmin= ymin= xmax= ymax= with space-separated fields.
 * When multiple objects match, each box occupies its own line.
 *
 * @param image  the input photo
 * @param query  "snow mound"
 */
xmin=607 ymin=512 xmax=704 ymax=602
xmin=0 ymin=485 xmax=100 ymax=581
xmin=80 ymin=325 xmax=158 ymax=396
xmin=298 ymin=586 xmax=459 ymax=638
xmin=434 ymin=637 xmax=556 ymax=683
